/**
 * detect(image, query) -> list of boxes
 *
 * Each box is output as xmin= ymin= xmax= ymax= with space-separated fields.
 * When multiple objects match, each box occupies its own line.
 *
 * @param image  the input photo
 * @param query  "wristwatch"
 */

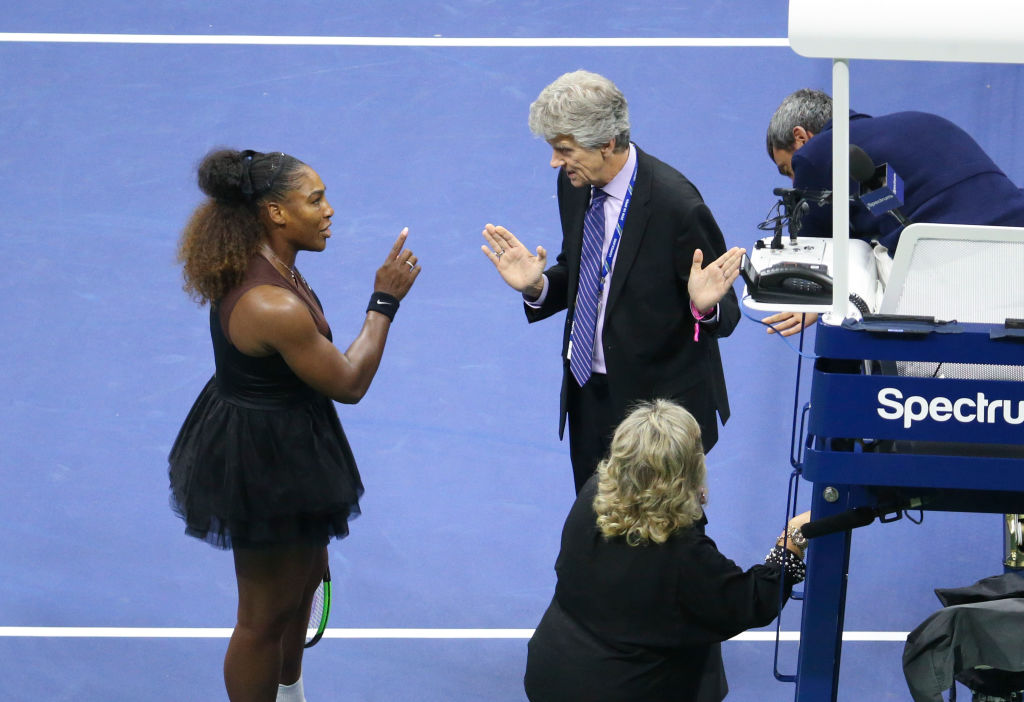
xmin=787 ymin=526 xmax=808 ymax=555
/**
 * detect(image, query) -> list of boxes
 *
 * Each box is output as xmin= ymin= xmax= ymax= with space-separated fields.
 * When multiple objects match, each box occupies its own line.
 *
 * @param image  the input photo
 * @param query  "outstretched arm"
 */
xmin=231 ymin=229 xmax=420 ymax=404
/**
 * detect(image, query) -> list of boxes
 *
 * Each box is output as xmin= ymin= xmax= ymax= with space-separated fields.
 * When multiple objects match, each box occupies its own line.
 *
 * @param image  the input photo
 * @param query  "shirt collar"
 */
xmin=597 ymin=142 xmax=636 ymax=203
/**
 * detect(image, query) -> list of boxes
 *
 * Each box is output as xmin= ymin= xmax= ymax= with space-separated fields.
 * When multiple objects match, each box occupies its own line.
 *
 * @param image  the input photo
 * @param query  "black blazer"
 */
xmin=525 ymin=148 xmax=740 ymax=450
xmin=525 ymin=477 xmax=792 ymax=702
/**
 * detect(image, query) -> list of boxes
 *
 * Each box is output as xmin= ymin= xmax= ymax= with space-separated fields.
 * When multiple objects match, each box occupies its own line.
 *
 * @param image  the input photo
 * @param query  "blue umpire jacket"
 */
xmin=792 ymin=111 xmax=1024 ymax=252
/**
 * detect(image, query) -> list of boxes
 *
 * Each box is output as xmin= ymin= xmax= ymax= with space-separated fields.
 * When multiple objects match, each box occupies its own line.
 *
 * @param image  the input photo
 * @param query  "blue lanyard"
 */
xmin=597 ymin=157 xmax=639 ymax=294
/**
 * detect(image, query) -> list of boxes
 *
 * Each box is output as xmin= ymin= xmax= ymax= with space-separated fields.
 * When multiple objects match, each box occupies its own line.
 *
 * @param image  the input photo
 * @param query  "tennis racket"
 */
xmin=304 ymin=565 xmax=331 ymax=648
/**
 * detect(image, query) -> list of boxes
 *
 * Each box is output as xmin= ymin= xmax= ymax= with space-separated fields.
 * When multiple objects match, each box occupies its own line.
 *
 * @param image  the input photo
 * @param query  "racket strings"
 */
xmin=308 ymin=587 xmax=325 ymax=630
xmin=304 ymin=575 xmax=331 ymax=647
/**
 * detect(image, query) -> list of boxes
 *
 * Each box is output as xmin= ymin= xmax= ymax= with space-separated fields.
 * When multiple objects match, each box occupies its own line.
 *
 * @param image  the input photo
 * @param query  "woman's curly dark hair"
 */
xmin=177 ymin=148 xmax=306 ymax=304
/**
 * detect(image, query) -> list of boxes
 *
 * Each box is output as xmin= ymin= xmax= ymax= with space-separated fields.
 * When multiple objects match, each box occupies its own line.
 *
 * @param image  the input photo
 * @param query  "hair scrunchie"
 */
xmin=239 ymin=150 xmax=287 ymax=203
xmin=239 ymin=150 xmax=258 ymax=202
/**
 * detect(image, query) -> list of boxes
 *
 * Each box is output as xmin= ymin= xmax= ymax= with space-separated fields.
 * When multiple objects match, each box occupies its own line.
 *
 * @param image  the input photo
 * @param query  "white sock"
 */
xmin=277 ymin=676 xmax=306 ymax=702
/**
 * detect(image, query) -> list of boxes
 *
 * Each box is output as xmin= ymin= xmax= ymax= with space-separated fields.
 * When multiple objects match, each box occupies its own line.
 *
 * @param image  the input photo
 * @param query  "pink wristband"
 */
xmin=690 ymin=301 xmax=712 ymax=341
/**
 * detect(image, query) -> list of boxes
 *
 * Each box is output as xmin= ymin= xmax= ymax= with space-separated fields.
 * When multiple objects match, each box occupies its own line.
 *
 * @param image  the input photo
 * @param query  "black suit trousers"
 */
xmin=566 ymin=373 xmax=619 ymax=494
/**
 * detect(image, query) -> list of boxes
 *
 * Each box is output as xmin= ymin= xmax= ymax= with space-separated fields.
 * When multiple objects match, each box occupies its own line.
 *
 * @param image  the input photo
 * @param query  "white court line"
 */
xmin=0 ymin=33 xmax=788 ymax=47
xmin=0 ymin=627 xmax=907 ymax=641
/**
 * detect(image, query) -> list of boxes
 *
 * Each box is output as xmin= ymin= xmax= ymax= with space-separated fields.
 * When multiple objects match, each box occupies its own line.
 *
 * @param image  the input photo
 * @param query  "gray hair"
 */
xmin=765 ymin=88 xmax=833 ymax=159
xmin=528 ymin=70 xmax=631 ymax=151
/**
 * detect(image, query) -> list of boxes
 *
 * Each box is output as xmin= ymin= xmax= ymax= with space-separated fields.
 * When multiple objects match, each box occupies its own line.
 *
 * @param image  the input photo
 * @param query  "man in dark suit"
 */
xmin=482 ymin=70 xmax=744 ymax=493
xmin=763 ymin=87 xmax=1024 ymax=336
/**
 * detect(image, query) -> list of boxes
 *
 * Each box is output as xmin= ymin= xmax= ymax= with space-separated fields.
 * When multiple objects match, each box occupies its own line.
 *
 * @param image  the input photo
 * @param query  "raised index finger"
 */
xmin=386 ymin=227 xmax=410 ymax=263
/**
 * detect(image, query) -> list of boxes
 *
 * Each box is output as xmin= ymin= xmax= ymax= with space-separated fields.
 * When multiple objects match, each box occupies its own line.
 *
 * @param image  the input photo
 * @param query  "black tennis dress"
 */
xmin=168 ymin=255 xmax=363 ymax=549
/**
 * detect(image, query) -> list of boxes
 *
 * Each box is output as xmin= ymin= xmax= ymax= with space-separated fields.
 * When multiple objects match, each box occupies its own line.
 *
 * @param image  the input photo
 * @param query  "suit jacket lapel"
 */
xmin=563 ymin=177 xmax=589 ymax=309
xmin=606 ymin=149 xmax=652 ymax=315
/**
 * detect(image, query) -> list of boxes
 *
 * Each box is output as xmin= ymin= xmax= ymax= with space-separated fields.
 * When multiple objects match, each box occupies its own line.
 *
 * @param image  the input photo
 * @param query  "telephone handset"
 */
xmin=741 ymin=253 xmax=833 ymax=304
xmin=758 ymin=262 xmax=832 ymax=294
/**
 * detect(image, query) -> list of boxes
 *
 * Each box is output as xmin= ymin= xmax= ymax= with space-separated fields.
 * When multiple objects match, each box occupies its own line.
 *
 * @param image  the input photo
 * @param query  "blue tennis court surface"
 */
xmin=3 ymin=2 xmax=1023 ymax=699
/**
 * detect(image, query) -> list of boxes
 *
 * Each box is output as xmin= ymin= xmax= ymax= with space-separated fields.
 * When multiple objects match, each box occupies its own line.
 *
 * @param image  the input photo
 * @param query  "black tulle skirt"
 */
xmin=168 ymin=377 xmax=363 ymax=550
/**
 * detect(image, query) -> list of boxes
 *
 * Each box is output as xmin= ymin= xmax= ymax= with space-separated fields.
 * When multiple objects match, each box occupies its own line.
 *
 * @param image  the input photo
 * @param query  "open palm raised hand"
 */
xmin=481 ymin=223 xmax=548 ymax=297
xmin=687 ymin=246 xmax=745 ymax=314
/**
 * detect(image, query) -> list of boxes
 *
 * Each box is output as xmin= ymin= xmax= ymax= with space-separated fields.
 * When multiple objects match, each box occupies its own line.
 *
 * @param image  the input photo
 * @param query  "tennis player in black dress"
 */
xmin=169 ymin=149 xmax=419 ymax=702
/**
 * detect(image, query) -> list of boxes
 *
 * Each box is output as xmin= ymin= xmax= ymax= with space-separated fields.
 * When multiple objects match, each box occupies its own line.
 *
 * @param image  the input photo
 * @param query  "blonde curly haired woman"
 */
xmin=525 ymin=399 xmax=809 ymax=702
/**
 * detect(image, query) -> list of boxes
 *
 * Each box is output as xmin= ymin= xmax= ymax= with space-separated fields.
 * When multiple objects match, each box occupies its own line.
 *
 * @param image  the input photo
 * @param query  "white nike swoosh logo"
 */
xmin=377 ymin=300 xmax=393 ymax=305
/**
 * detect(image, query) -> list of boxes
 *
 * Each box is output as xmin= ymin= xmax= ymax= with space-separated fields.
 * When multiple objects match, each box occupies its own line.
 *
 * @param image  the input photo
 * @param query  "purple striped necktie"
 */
xmin=569 ymin=188 xmax=607 ymax=386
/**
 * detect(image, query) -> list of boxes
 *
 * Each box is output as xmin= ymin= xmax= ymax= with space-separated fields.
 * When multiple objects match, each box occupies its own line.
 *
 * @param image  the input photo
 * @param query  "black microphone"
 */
xmin=801 ymin=506 xmax=877 ymax=539
xmin=773 ymin=186 xmax=832 ymax=205
xmin=849 ymin=144 xmax=912 ymax=227
xmin=848 ymin=144 xmax=877 ymax=185
xmin=771 ymin=187 xmax=832 ymax=244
